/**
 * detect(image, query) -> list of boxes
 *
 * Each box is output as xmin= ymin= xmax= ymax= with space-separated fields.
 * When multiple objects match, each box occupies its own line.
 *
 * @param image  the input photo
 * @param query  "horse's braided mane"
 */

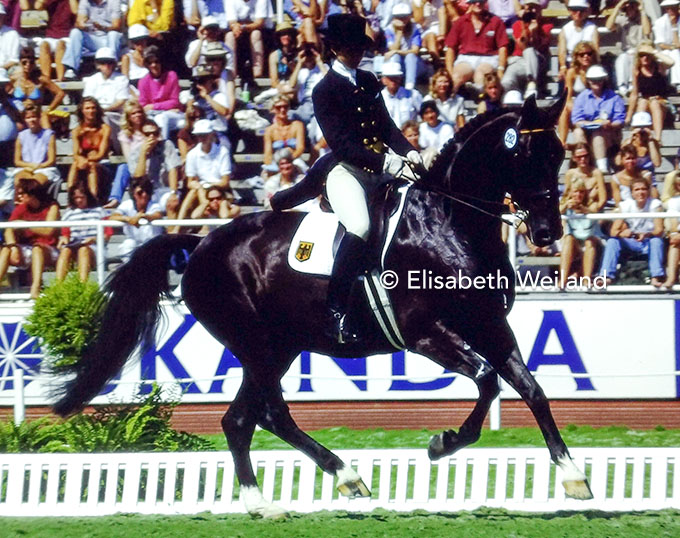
xmin=423 ymin=107 xmax=513 ymax=187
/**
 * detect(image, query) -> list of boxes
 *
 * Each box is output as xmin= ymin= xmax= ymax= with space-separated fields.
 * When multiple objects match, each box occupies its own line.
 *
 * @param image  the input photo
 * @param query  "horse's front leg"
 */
xmin=413 ymin=325 xmax=500 ymax=460
xmin=495 ymin=346 xmax=593 ymax=500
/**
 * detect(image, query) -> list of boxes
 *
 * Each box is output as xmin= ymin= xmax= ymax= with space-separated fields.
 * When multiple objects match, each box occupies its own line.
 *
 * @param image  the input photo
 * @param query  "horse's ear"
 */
xmin=545 ymin=91 xmax=567 ymax=126
xmin=518 ymin=95 xmax=539 ymax=129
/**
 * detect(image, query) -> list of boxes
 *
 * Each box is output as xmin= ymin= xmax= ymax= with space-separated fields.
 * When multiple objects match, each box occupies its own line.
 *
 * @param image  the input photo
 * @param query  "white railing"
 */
xmin=0 ymin=447 xmax=678 ymax=516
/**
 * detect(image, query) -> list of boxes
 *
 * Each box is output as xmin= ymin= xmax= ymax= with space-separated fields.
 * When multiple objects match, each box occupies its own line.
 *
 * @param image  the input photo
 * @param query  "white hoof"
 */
xmin=336 ymin=466 xmax=371 ymax=498
xmin=557 ymin=455 xmax=594 ymax=500
xmin=241 ymin=485 xmax=289 ymax=519
xmin=563 ymin=479 xmax=594 ymax=500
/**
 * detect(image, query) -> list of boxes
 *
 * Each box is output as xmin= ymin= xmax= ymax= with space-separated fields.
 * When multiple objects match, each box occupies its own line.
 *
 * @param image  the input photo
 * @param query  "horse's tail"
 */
xmin=52 ymin=234 xmax=202 ymax=417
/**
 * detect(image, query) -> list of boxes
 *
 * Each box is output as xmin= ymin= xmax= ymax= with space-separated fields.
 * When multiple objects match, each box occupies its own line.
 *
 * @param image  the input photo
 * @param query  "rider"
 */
xmin=313 ymin=14 xmax=424 ymax=344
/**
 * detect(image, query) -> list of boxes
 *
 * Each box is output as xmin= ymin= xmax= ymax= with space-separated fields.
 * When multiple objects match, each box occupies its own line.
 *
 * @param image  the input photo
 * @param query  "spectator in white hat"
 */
xmin=557 ymin=0 xmax=599 ymax=80
xmin=653 ymin=0 xmax=680 ymax=90
xmin=82 ymin=47 xmax=131 ymax=149
xmin=121 ymin=24 xmax=150 ymax=84
xmin=605 ymin=0 xmax=651 ymax=95
xmin=384 ymin=3 xmax=424 ymax=90
xmin=185 ymin=15 xmax=232 ymax=69
xmin=177 ymin=118 xmax=232 ymax=223
xmin=0 ymin=4 xmax=19 ymax=72
xmin=36 ymin=0 xmax=77 ymax=81
xmin=380 ymin=60 xmax=422 ymax=127
xmin=618 ymin=110 xmax=661 ymax=182
xmin=571 ymin=65 xmax=626 ymax=173
xmin=225 ymin=0 xmax=273 ymax=79
xmin=61 ymin=0 xmax=123 ymax=78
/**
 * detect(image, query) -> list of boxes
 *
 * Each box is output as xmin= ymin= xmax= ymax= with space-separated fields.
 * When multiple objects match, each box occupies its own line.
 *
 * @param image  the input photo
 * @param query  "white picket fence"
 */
xmin=1 ymin=447 xmax=679 ymax=516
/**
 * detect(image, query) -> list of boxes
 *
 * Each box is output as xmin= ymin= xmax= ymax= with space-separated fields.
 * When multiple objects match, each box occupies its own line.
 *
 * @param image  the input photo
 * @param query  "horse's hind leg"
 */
xmin=221 ymin=376 xmax=288 ymax=519
xmin=255 ymin=376 xmax=371 ymax=498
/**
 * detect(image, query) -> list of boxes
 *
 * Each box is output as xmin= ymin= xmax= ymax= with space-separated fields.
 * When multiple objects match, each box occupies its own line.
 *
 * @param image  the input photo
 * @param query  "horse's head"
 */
xmin=502 ymin=95 xmax=565 ymax=246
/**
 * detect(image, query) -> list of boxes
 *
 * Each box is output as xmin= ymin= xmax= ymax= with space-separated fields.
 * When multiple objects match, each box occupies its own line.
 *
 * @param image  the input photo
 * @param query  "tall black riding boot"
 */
xmin=326 ymin=232 xmax=367 ymax=343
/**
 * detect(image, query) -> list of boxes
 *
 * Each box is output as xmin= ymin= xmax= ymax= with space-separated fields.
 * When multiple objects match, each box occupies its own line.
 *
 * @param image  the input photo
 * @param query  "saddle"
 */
xmin=276 ymin=153 xmax=407 ymax=273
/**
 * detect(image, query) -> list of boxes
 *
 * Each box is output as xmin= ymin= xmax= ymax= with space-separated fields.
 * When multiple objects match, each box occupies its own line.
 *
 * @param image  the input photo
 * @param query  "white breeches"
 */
xmin=326 ymin=163 xmax=371 ymax=241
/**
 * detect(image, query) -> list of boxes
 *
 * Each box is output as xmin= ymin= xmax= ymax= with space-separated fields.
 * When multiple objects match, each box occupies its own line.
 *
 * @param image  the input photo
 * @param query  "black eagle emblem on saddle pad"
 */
xmin=295 ymin=241 xmax=314 ymax=262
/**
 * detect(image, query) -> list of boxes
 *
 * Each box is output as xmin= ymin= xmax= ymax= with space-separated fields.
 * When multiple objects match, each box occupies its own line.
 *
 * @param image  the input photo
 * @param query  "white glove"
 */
xmin=383 ymin=153 xmax=407 ymax=177
xmin=406 ymin=150 xmax=424 ymax=168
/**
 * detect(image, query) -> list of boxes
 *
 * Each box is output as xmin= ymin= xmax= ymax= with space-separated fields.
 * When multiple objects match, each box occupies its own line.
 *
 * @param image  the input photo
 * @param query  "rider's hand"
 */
xmin=383 ymin=153 xmax=407 ymax=177
xmin=406 ymin=150 xmax=424 ymax=168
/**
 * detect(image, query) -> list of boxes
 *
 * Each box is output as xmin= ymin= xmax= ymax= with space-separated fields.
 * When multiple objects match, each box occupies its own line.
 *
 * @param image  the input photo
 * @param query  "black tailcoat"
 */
xmin=312 ymin=67 xmax=413 ymax=175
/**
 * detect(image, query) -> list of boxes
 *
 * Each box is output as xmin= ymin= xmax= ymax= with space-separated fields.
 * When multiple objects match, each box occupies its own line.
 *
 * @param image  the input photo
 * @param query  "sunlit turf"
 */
xmin=201 ymin=425 xmax=680 ymax=451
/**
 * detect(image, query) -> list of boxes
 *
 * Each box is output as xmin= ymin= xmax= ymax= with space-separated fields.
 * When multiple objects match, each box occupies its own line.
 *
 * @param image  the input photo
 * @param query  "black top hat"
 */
xmin=326 ymin=14 xmax=372 ymax=49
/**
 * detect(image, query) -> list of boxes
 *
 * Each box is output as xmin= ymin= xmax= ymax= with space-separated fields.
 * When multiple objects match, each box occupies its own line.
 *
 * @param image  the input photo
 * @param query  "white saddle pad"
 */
xmin=288 ymin=210 xmax=340 ymax=276
xmin=287 ymin=184 xmax=411 ymax=277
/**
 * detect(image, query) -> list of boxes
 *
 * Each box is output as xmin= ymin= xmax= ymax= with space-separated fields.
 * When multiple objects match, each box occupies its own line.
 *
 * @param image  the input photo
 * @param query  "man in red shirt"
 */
xmin=444 ymin=0 xmax=508 ymax=94
xmin=501 ymin=0 xmax=553 ymax=99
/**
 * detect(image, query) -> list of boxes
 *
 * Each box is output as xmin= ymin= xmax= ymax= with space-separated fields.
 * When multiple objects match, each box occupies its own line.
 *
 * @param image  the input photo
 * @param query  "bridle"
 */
xmin=408 ymin=126 xmax=557 ymax=228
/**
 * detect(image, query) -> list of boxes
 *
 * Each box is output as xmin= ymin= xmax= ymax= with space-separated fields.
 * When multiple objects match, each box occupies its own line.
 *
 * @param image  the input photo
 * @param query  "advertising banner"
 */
xmin=0 ymin=298 xmax=677 ymax=405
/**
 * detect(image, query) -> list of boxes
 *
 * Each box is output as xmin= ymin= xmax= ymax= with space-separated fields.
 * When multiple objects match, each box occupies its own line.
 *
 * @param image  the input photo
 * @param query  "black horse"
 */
xmin=52 ymin=96 xmax=592 ymax=517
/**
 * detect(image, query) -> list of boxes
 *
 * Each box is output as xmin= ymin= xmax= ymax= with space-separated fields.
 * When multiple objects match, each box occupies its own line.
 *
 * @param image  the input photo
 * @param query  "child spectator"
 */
xmin=67 ymin=96 xmax=111 ymax=201
xmin=61 ymin=0 xmax=123 ymax=79
xmin=177 ymin=119 xmax=231 ymax=221
xmin=56 ymin=180 xmax=109 ymax=282
xmin=0 ymin=178 xmax=59 ymax=298
xmin=110 ymin=177 xmax=163 ymax=261
xmin=605 ymin=0 xmax=652 ymax=95
xmin=559 ymin=178 xmax=599 ymax=289
xmin=36 ymin=0 xmax=77 ymax=81
xmin=571 ymin=65 xmax=626 ymax=174
xmin=137 ymin=45 xmax=183 ymax=141
xmin=598 ymin=177 xmax=665 ymax=286
xmin=13 ymin=103 xmax=59 ymax=186
xmin=557 ymin=0 xmax=599 ymax=79
xmin=121 ymin=24 xmax=151 ymax=84
xmin=418 ymin=100 xmax=454 ymax=152
xmin=477 ymin=72 xmax=503 ymax=114
xmin=425 ymin=68 xmax=465 ymax=129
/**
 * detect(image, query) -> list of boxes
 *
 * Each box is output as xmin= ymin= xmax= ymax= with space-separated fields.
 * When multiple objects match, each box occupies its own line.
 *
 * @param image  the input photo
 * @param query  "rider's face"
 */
xmin=334 ymin=45 xmax=365 ymax=69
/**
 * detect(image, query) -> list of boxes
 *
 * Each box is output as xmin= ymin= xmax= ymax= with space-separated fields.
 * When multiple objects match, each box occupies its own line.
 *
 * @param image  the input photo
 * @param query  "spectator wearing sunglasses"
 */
xmin=557 ymin=0 xmax=599 ymax=80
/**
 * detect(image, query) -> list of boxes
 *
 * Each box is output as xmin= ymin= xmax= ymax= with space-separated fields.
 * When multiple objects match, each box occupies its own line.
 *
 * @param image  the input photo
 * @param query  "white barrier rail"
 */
xmin=0 ymin=447 xmax=678 ymax=516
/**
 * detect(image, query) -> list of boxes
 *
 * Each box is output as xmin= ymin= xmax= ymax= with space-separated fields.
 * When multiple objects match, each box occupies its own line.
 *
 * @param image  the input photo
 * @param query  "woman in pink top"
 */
xmin=137 ymin=45 xmax=184 ymax=140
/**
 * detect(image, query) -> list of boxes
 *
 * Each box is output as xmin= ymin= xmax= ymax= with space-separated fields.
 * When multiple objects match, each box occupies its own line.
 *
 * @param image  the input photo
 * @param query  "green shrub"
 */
xmin=0 ymin=386 xmax=214 ymax=453
xmin=23 ymin=274 xmax=106 ymax=369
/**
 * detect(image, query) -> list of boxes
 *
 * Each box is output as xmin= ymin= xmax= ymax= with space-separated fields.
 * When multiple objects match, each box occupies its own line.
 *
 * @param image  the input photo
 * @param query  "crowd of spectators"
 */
xmin=1 ymin=0 xmax=680 ymax=296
